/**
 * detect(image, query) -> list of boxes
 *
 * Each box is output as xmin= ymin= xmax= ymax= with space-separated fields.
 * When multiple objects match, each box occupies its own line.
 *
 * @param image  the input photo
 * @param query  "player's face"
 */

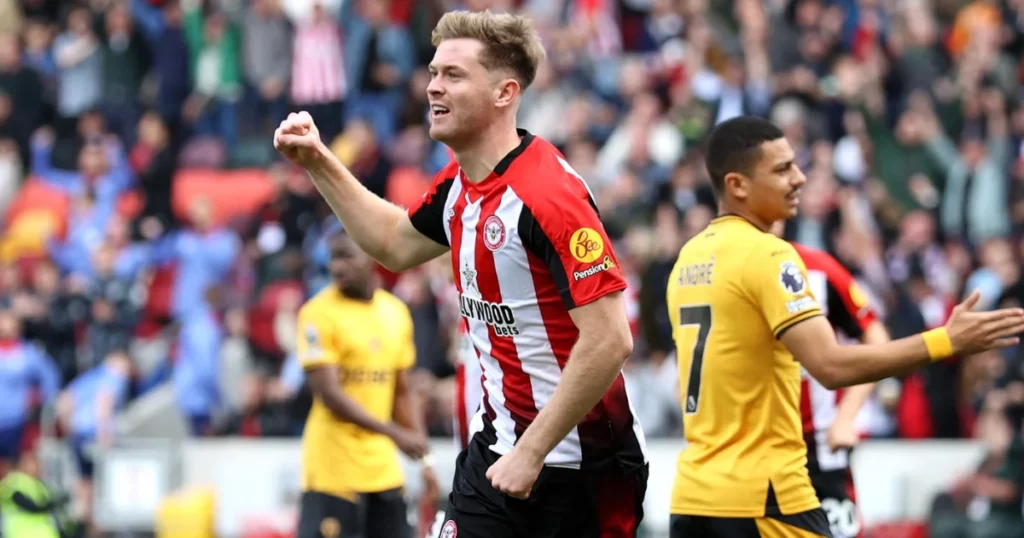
xmin=747 ymin=138 xmax=806 ymax=223
xmin=329 ymin=235 xmax=374 ymax=298
xmin=426 ymin=39 xmax=505 ymax=147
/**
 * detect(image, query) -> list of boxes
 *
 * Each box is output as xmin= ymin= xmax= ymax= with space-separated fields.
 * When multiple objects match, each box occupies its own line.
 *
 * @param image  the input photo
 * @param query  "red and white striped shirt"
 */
xmin=793 ymin=243 xmax=879 ymax=474
xmin=454 ymin=319 xmax=481 ymax=450
xmin=290 ymin=20 xmax=346 ymax=105
xmin=409 ymin=130 xmax=647 ymax=470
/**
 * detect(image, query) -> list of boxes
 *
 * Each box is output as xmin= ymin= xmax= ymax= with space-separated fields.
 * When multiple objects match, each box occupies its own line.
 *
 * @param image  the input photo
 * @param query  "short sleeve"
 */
xmin=519 ymin=178 xmax=626 ymax=309
xmin=406 ymin=171 xmax=456 ymax=247
xmin=745 ymin=241 xmax=823 ymax=338
xmin=296 ymin=306 xmax=342 ymax=370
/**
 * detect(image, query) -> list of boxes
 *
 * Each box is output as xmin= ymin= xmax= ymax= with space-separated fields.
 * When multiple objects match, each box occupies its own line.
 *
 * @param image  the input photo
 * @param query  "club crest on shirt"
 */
xmin=483 ymin=215 xmax=506 ymax=251
xmin=441 ymin=520 xmax=458 ymax=538
xmin=779 ymin=261 xmax=806 ymax=295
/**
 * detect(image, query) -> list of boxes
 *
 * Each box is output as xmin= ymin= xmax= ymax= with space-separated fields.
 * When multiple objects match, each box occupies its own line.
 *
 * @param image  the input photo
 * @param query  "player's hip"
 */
xmin=474 ymin=413 xmax=647 ymax=471
xmin=669 ymin=509 xmax=833 ymax=538
xmin=438 ymin=433 xmax=648 ymax=537
xmin=301 ymin=457 xmax=406 ymax=499
xmin=671 ymin=465 xmax=820 ymax=518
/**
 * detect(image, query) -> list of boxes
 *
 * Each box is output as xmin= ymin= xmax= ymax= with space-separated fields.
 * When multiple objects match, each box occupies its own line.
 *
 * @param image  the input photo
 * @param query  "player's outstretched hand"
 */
xmin=391 ymin=427 xmax=429 ymax=460
xmin=273 ymin=111 xmax=323 ymax=168
xmin=946 ymin=290 xmax=1024 ymax=356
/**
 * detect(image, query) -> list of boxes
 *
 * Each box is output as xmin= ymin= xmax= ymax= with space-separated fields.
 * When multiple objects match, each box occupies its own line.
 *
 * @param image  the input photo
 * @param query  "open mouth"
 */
xmin=431 ymin=104 xmax=451 ymax=118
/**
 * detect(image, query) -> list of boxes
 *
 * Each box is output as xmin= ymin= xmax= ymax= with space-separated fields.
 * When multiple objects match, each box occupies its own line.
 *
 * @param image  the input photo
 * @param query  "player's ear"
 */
xmin=494 ymin=77 xmax=521 ymax=108
xmin=723 ymin=172 xmax=749 ymax=201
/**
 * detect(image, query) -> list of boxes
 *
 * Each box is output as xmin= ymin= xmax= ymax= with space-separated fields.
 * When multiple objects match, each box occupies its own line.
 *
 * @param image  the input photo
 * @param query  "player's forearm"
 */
xmin=393 ymin=389 xmax=425 ymax=436
xmin=305 ymin=145 xmax=408 ymax=270
xmin=318 ymin=388 xmax=400 ymax=438
xmin=514 ymin=333 xmax=631 ymax=462
xmin=821 ymin=335 xmax=932 ymax=389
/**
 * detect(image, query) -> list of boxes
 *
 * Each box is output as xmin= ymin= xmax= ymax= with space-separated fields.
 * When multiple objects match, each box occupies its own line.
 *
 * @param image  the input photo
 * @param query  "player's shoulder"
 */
xmin=748 ymin=230 xmax=800 ymax=261
xmin=372 ymin=289 xmax=413 ymax=319
xmin=512 ymin=133 xmax=593 ymax=202
xmin=298 ymin=287 xmax=338 ymax=318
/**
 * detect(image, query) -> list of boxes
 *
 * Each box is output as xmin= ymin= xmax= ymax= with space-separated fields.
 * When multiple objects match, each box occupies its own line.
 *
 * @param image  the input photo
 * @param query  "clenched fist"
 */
xmin=273 ymin=111 xmax=323 ymax=167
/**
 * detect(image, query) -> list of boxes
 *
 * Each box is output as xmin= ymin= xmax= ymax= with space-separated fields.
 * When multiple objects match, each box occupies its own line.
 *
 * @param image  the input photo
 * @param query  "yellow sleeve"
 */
xmin=396 ymin=304 xmax=416 ymax=371
xmin=744 ymin=240 xmax=822 ymax=338
xmin=296 ymin=305 xmax=342 ymax=370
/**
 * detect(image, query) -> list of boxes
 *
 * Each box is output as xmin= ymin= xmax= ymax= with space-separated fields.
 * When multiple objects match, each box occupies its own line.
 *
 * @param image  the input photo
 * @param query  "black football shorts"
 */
xmin=434 ymin=429 xmax=648 ymax=538
xmin=297 ymin=488 xmax=410 ymax=538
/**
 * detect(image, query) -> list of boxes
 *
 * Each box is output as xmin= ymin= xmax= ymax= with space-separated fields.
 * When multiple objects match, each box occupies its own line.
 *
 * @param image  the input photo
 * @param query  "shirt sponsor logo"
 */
xmin=786 ymin=296 xmax=818 ymax=314
xmin=848 ymin=281 xmax=872 ymax=318
xmin=339 ymin=367 xmax=393 ymax=384
xmin=570 ymin=227 xmax=604 ymax=263
xmin=573 ymin=255 xmax=616 ymax=281
xmin=483 ymin=215 xmax=507 ymax=251
xmin=460 ymin=295 xmax=520 ymax=337
xmin=779 ymin=260 xmax=807 ymax=295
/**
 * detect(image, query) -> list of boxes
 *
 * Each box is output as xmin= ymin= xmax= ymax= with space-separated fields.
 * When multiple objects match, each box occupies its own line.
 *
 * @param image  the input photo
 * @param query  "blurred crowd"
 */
xmin=0 ymin=0 xmax=1023 ymax=532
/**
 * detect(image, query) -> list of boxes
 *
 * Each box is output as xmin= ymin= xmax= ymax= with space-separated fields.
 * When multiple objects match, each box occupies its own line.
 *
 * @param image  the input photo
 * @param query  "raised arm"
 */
xmin=274 ymin=112 xmax=448 ymax=272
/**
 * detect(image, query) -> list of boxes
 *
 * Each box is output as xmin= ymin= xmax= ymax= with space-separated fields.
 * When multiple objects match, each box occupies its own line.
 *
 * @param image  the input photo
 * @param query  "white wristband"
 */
xmin=421 ymin=453 xmax=435 ymax=468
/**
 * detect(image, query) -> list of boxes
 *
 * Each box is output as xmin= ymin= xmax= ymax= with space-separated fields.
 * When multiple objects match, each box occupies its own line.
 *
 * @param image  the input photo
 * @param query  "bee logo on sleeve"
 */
xmin=570 ymin=228 xmax=604 ymax=263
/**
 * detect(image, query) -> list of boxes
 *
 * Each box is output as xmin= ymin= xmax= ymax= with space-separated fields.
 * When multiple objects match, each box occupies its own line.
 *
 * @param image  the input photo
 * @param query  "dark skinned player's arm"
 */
xmin=392 ymin=368 xmax=425 ymax=438
xmin=306 ymin=365 xmax=402 ymax=438
xmin=781 ymin=293 xmax=1024 ymax=390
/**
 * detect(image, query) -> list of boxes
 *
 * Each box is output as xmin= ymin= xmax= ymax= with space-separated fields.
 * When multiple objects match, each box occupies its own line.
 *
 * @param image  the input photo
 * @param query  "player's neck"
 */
xmin=338 ymin=285 xmax=374 ymax=302
xmin=717 ymin=204 xmax=773 ymax=232
xmin=452 ymin=120 xmax=522 ymax=183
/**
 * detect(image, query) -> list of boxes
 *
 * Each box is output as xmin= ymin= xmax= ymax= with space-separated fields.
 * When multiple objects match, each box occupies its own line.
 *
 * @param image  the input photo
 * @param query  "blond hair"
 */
xmin=431 ymin=10 xmax=546 ymax=90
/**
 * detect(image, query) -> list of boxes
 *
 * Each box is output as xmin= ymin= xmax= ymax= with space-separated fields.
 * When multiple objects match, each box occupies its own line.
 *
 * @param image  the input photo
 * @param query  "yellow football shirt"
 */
xmin=667 ymin=215 xmax=823 ymax=517
xmin=296 ymin=287 xmax=416 ymax=498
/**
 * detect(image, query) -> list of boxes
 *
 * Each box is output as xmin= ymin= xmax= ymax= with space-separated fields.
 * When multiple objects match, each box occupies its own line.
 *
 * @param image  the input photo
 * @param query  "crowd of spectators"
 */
xmin=1 ymin=0 xmax=1024 ymax=532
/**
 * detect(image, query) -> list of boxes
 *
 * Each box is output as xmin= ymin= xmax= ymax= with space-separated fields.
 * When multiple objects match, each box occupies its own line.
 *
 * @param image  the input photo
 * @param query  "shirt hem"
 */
xmin=670 ymin=499 xmax=822 ymax=518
